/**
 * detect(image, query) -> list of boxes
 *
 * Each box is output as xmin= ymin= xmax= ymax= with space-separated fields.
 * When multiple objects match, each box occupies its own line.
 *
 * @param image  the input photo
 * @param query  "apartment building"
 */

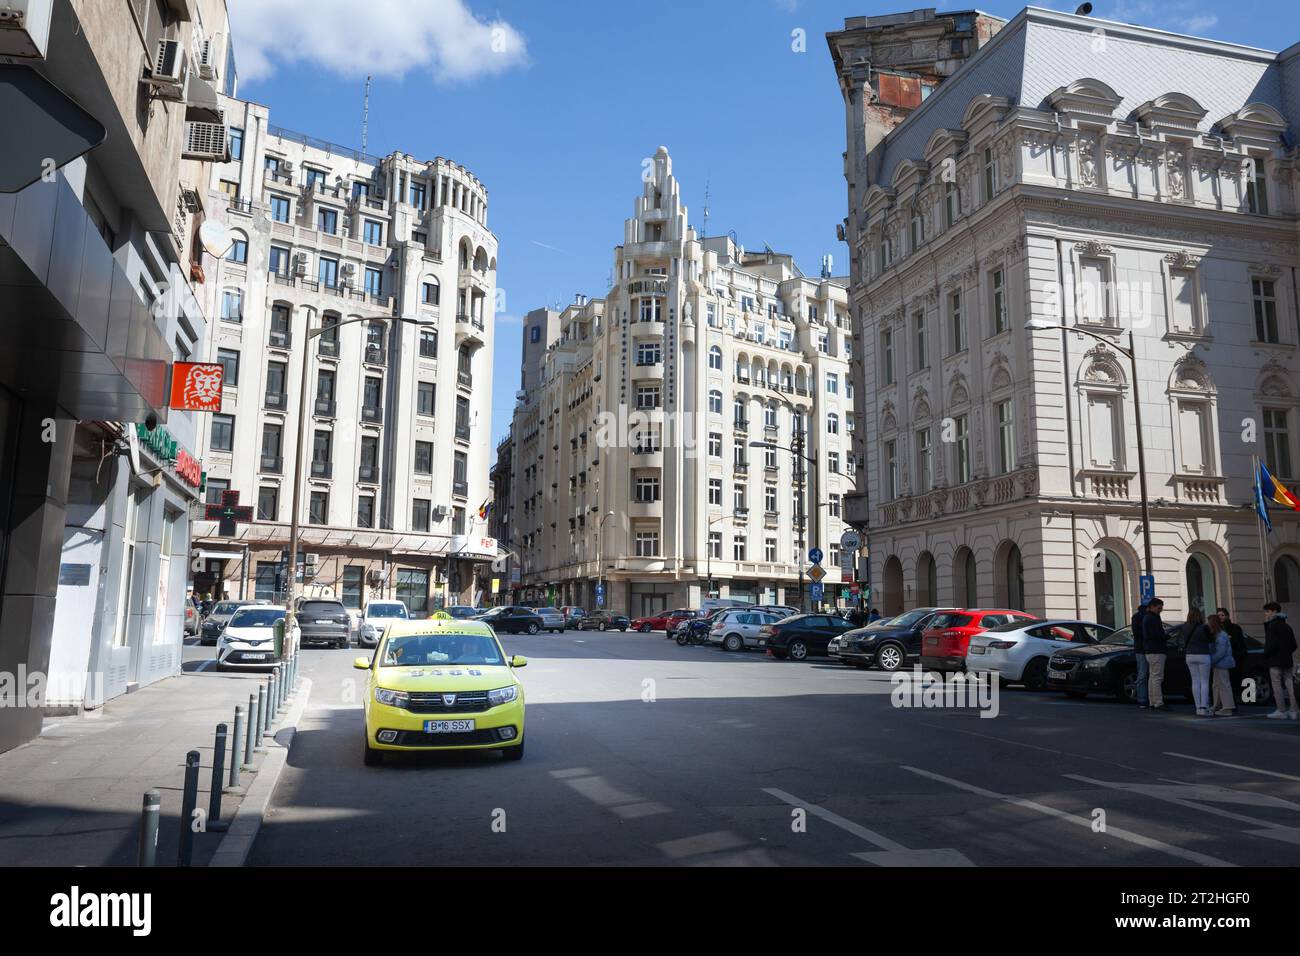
xmin=504 ymin=149 xmax=853 ymax=615
xmin=0 ymin=0 xmax=236 ymax=750
xmin=830 ymin=7 xmax=1300 ymax=632
xmin=192 ymin=96 xmax=499 ymax=614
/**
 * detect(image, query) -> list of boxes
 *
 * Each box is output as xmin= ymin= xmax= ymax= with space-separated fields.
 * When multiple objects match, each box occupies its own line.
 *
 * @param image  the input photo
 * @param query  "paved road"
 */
xmin=246 ymin=629 xmax=1300 ymax=866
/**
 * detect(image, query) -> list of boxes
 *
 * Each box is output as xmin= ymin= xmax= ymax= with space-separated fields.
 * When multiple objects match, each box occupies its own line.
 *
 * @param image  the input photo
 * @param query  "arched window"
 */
xmin=1185 ymin=553 xmax=1217 ymax=615
xmin=226 ymin=230 xmax=249 ymax=263
xmin=708 ymin=390 xmax=722 ymax=414
xmin=1001 ymin=543 xmax=1025 ymax=611
xmin=1093 ymin=549 xmax=1124 ymax=629
xmin=954 ymin=547 xmax=977 ymax=606
xmin=421 ymin=276 xmax=440 ymax=306
xmin=916 ymin=552 xmax=936 ymax=605
xmin=708 ymin=346 xmax=722 ymax=370
xmin=1276 ymin=555 xmax=1300 ymax=605
xmin=882 ymin=556 xmax=904 ymax=616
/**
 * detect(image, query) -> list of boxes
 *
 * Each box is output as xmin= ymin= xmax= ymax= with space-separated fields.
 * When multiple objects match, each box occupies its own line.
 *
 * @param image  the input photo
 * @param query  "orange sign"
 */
xmin=169 ymin=362 xmax=224 ymax=412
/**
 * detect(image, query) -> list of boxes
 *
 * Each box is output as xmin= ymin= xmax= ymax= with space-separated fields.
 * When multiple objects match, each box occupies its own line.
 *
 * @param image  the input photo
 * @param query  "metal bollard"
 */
xmin=177 ymin=750 xmax=201 ymax=867
xmin=208 ymin=723 xmax=229 ymax=830
xmin=272 ymin=666 xmax=282 ymax=714
xmin=244 ymin=694 xmax=258 ymax=768
xmin=256 ymin=684 xmax=270 ymax=751
xmin=227 ymin=707 xmax=244 ymax=791
xmin=279 ymin=665 xmax=289 ymax=712
xmin=138 ymin=789 xmax=161 ymax=867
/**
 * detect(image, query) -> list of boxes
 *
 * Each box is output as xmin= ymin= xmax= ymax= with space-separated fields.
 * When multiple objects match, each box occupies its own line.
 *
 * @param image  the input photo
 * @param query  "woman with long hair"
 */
xmin=1185 ymin=610 xmax=1219 ymax=718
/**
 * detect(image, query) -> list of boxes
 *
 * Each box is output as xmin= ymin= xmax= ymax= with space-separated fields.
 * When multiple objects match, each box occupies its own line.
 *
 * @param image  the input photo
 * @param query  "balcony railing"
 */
xmin=264 ymin=392 xmax=288 ymax=410
xmin=314 ymin=398 xmax=336 ymax=418
xmin=361 ymin=405 xmax=383 ymax=424
xmin=310 ymin=460 xmax=332 ymax=479
xmin=260 ymin=455 xmax=283 ymax=474
xmin=318 ymin=339 xmax=340 ymax=358
xmin=452 ymin=480 xmax=469 ymax=498
xmin=358 ymin=464 xmax=379 ymax=483
xmin=734 ymin=418 xmax=749 ymax=431
xmin=269 ymin=330 xmax=291 ymax=349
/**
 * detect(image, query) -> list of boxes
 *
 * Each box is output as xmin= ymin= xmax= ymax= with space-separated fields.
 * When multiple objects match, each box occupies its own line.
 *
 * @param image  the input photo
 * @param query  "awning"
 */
xmin=195 ymin=549 xmax=243 ymax=563
xmin=184 ymin=78 xmax=222 ymax=124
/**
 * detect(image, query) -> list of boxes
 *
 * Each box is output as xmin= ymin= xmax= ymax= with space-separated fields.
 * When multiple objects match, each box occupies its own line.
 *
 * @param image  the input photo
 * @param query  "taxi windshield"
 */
xmin=381 ymin=633 xmax=503 ymax=667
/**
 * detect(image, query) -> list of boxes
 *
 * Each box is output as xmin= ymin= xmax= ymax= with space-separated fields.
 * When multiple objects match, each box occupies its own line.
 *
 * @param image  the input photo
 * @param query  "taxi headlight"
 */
xmin=487 ymin=685 xmax=518 ymax=707
xmin=374 ymin=687 xmax=410 ymax=708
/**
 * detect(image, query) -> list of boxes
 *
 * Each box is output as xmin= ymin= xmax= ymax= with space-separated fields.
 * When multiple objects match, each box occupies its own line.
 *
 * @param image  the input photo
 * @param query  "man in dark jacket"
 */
xmin=1142 ymin=598 xmax=1170 ymax=710
xmin=1217 ymin=607 xmax=1248 ymax=704
xmin=1131 ymin=601 xmax=1150 ymax=706
xmin=1263 ymin=601 xmax=1297 ymax=719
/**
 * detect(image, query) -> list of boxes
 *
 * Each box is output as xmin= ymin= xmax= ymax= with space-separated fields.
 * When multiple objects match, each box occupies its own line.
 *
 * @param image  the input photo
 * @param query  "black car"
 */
xmin=297 ymin=599 xmax=351 ymax=648
xmin=200 ymin=600 xmax=260 ymax=645
xmin=762 ymin=613 xmax=857 ymax=661
xmin=838 ymin=607 xmax=955 ymax=671
xmin=576 ymin=611 xmax=630 ymax=632
xmin=476 ymin=606 xmax=546 ymax=634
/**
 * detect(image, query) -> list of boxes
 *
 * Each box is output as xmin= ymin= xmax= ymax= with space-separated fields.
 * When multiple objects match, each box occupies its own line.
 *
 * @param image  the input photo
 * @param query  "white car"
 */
xmin=359 ymin=600 xmax=409 ymax=647
xmin=966 ymin=619 xmax=1113 ymax=690
xmin=217 ymin=605 xmax=286 ymax=670
xmin=710 ymin=609 xmax=785 ymax=652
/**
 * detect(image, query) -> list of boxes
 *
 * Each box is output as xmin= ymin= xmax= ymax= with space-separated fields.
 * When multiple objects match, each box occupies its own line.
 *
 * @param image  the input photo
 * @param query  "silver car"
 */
xmin=710 ymin=609 xmax=784 ymax=652
xmin=534 ymin=607 xmax=567 ymax=633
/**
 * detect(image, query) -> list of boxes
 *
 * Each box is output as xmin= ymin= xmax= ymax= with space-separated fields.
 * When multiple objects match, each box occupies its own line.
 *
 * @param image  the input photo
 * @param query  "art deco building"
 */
xmin=830 ymin=7 xmax=1300 ymax=631
xmin=192 ymin=97 xmax=498 ymax=614
xmin=504 ymin=149 xmax=854 ymax=615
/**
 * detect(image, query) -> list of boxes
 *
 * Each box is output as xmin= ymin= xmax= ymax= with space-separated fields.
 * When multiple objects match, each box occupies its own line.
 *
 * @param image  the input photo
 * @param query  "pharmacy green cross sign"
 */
xmin=204 ymin=490 xmax=254 ymax=537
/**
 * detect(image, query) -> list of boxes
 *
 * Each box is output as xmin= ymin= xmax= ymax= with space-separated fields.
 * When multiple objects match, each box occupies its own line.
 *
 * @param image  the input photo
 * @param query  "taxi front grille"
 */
xmin=389 ymin=728 xmax=508 ymax=746
xmin=407 ymin=691 xmax=491 ymax=714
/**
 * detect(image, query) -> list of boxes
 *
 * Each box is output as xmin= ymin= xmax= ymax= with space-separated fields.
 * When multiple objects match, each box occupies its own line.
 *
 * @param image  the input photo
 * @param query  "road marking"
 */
xmin=901 ymin=766 xmax=1235 ymax=867
xmin=196 ymin=659 xmax=216 ymax=672
xmin=762 ymin=787 xmax=973 ymax=866
xmin=1164 ymin=752 xmax=1300 ymax=783
xmin=657 ymin=830 xmax=748 ymax=859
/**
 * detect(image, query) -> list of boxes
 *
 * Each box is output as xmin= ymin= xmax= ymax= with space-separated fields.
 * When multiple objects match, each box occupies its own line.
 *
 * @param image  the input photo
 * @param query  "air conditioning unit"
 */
xmin=146 ymin=39 xmax=189 ymax=99
xmin=293 ymin=252 xmax=308 ymax=276
xmin=197 ymin=37 xmax=219 ymax=80
xmin=281 ymin=159 xmax=295 ymax=173
xmin=182 ymin=121 xmax=229 ymax=161
xmin=340 ymin=262 xmax=357 ymax=278
xmin=304 ymin=553 xmax=318 ymax=566
xmin=0 ymin=0 xmax=53 ymax=59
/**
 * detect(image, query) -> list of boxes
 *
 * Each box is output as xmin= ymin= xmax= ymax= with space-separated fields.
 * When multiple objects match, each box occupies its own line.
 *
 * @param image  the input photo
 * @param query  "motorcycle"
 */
xmin=675 ymin=620 xmax=713 ymax=646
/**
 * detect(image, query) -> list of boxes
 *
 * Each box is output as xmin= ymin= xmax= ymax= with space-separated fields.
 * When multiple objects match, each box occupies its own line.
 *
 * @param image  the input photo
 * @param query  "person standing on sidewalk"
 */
xmin=1210 ymin=616 xmax=1237 ymax=717
xmin=1217 ymin=607 xmax=1247 ymax=700
xmin=1185 ymin=612 xmax=1218 ymax=717
xmin=1143 ymin=598 xmax=1170 ymax=711
xmin=1131 ymin=600 xmax=1150 ymax=707
xmin=1263 ymin=601 xmax=1298 ymax=719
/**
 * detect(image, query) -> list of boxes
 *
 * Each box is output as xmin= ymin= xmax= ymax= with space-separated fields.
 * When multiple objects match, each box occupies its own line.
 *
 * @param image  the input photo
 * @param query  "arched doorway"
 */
xmin=882 ymin=556 xmax=904 ymax=616
xmin=1275 ymin=554 xmax=1300 ymax=616
xmin=953 ymin=547 xmax=977 ymax=607
xmin=997 ymin=542 xmax=1025 ymax=611
xmin=916 ymin=552 xmax=936 ymax=606
xmin=1093 ymin=549 xmax=1125 ymax=630
xmin=1185 ymin=553 xmax=1217 ymax=616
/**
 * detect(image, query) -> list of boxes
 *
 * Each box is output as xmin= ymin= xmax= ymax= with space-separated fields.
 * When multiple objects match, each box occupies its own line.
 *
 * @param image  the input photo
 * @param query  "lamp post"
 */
xmin=751 ymin=436 xmax=819 ymax=611
xmin=705 ymin=511 xmax=736 ymax=601
xmin=596 ymin=510 xmax=614 ymax=609
xmin=1024 ymin=318 xmax=1154 ymax=584
xmin=285 ymin=313 xmax=434 ymax=647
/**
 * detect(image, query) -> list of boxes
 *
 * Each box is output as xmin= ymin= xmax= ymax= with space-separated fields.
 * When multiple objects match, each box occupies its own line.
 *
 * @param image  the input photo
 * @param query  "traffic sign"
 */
xmin=807 ymin=564 xmax=827 ymax=584
xmin=808 ymin=548 xmax=824 ymax=565
xmin=1139 ymin=574 xmax=1155 ymax=604
xmin=839 ymin=530 xmax=861 ymax=552
xmin=839 ymin=549 xmax=855 ymax=581
xmin=0 ymin=66 xmax=107 ymax=193
xmin=810 ymin=583 xmax=824 ymax=602
xmin=595 ymin=582 xmax=605 ymax=608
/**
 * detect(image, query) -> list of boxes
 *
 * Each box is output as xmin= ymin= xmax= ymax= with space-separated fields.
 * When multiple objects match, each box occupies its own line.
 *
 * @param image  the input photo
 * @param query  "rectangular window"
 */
xmin=414 ymin=441 xmax=433 ymax=474
xmin=1088 ymin=394 xmax=1119 ymax=469
xmin=733 ymin=486 xmax=746 ymax=512
xmin=708 ymin=532 xmax=722 ymax=559
xmin=1177 ymin=401 xmax=1209 ymax=474
xmin=268 ymin=245 xmax=290 ymax=276
xmin=881 ymin=328 xmax=894 ymax=386
xmin=765 ymin=485 xmax=778 ymax=513
xmin=341 ymin=567 xmax=364 ymax=608
xmin=732 ymin=535 xmax=747 ymax=561
xmin=357 ymin=494 xmax=374 ymax=529
xmin=708 ymin=478 xmax=722 ymax=505
xmin=1078 ymin=257 xmax=1111 ymax=324
xmin=229 ymin=127 xmax=244 ymax=161
xmin=636 ymin=385 xmax=660 ymax=409
xmin=309 ymin=491 xmax=329 ymax=525
xmin=364 ymin=220 xmax=383 ymax=246
xmin=221 ymin=290 xmax=243 ymax=322
xmin=266 ymin=361 xmax=287 ymax=400
xmin=828 ymin=451 xmax=840 ymax=474
xmin=983 ymin=146 xmax=997 ymax=201
xmin=255 ymin=562 xmax=280 ymax=602
xmin=411 ymin=498 xmax=430 ymax=532
xmin=419 ymin=329 xmax=438 ymax=358
xmin=996 ymin=399 xmax=1015 ymax=474
xmin=1246 ymin=158 xmax=1269 ymax=215
xmin=1253 ymin=278 xmax=1279 ymax=343
xmin=210 ymin=414 xmax=234 ymax=452
xmin=945 ymin=180 xmax=957 ymax=227
xmin=949 ymin=290 xmax=964 ymax=353
xmin=417 ymin=381 xmax=435 ymax=416
xmin=828 ymin=493 xmax=841 ymax=518
xmin=636 ymin=342 xmax=661 ymax=365
xmin=954 ymin=414 xmax=971 ymax=484
xmin=916 ymin=428 xmax=932 ymax=492
xmin=635 ymin=475 xmax=660 ymax=502
xmin=257 ymin=486 xmax=278 ymax=521
xmin=396 ymin=569 xmax=429 ymax=615
xmin=270 ymin=195 xmax=291 ymax=223
xmin=422 ymin=282 xmax=440 ymax=306
xmin=226 ymin=238 xmax=247 ymax=264
xmin=261 ymin=423 xmax=282 ymax=466
xmin=1263 ymin=408 xmax=1293 ymax=478
xmin=205 ymin=478 xmax=230 ymax=506
xmin=216 ymin=348 xmax=239 ymax=387
xmin=317 ymin=256 xmax=339 ymax=288
xmin=991 ymin=268 xmax=1008 ymax=335
xmin=317 ymin=208 xmax=338 ymax=235
xmin=1169 ymin=269 xmax=1199 ymax=333
xmin=885 ymin=439 xmax=898 ymax=499
xmin=765 ymin=538 xmax=778 ymax=563
xmin=635 ymin=531 xmax=660 ymax=557
xmin=409 ymin=182 xmax=427 ymax=209
xmin=914 ymin=311 xmax=928 ymax=370
xmin=826 ymin=373 xmax=838 ymax=395
xmin=708 ymin=433 xmax=721 ymax=458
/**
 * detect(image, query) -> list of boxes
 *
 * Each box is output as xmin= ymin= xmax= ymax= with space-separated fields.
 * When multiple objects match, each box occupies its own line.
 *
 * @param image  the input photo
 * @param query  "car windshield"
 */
xmin=480 ymin=607 xmax=507 ymax=617
xmin=881 ymin=608 xmax=932 ymax=629
xmin=930 ymin=613 xmax=973 ymax=629
xmin=1101 ymin=626 xmax=1135 ymax=646
xmin=229 ymin=608 xmax=284 ymax=628
xmin=986 ymin=619 xmax=1037 ymax=633
xmin=367 ymin=604 xmax=407 ymax=619
xmin=381 ymin=633 xmax=503 ymax=666
xmin=212 ymin=602 xmax=243 ymax=616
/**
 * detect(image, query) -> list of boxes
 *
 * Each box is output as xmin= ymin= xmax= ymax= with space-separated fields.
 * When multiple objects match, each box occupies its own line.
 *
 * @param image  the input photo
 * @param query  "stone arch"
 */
xmin=882 ymin=555 xmax=905 ymax=617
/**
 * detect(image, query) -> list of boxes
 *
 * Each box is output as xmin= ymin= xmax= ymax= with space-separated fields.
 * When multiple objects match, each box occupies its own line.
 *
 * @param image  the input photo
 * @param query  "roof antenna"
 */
xmin=701 ymin=174 xmax=711 ymax=240
xmin=361 ymin=75 xmax=372 ymax=154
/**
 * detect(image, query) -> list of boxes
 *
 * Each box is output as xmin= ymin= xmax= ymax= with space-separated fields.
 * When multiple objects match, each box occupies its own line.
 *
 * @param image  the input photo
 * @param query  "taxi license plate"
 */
xmin=424 ymin=719 xmax=476 ymax=733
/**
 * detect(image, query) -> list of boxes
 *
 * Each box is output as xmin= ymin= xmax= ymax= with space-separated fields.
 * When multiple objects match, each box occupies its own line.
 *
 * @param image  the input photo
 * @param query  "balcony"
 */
xmin=361 ymin=405 xmax=383 ymax=424
xmin=314 ymin=398 xmax=337 ymax=418
xmin=358 ymin=464 xmax=379 ymax=483
xmin=264 ymin=392 xmax=288 ymax=411
xmin=734 ymin=418 xmax=749 ymax=432
xmin=452 ymin=480 xmax=469 ymax=498
xmin=733 ymin=462 xmax=750 ymax=475
xmin=310 ymin=461 xmax=333 ymax=479
xmin=764 ymin=422 xmax=779 ymax=438
xmin=317 ymin=338 xmax=340 ymax=358
xmin=260 ymin=455 xmax=283 ymax=474
xmin=457 ymin=370 xmax=473 ymax=389
xmin=363 ymin=346 xmax=387 ymax=367
xmin=456 ymin=312 xmax=486 ymax=347
xmin=269 ymin=330 xmax=292 ymax=350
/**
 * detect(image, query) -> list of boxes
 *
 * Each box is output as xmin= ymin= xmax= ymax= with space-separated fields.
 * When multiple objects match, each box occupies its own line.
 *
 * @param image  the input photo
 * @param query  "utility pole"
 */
xmin=361 ymin=75 xmax=372 ymax=155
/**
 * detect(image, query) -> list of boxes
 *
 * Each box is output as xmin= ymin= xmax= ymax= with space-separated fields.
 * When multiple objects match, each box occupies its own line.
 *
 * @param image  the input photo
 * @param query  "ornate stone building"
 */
xmin=832 ymin=7 xmax=1300 ymax=632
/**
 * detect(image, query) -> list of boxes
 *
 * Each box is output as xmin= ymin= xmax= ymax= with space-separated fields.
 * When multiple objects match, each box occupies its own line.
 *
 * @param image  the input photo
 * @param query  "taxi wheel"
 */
xmin=363 ymin=740 xmax=383 ymax=766
xmin=502 ymin=740 xmax=525 ymax=761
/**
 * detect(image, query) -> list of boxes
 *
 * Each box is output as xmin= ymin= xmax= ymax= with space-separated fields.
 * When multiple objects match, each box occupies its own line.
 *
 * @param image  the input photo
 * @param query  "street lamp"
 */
xmin=596 ymin=509 xmax=615 ymax=609
xmin=750 ymin=434 xmax=820 ymax=611
xmin=1024 ymin=317 xmax=1154 ymax=587
xmin=284 ymin=313 xmax=435 ymax=651
xmin=705 ymin=511 xmax=738 ymax=600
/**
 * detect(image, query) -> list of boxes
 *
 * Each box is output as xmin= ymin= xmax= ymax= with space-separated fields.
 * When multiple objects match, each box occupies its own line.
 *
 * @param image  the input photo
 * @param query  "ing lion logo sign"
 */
xmin=170 ymin=362 xmax=224 ymax=412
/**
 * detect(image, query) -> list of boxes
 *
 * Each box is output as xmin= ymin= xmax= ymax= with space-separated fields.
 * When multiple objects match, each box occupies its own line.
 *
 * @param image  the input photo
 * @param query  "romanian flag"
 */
xmin=1257 ymin=461 xmax=1300 ymax=532
xmin=478 ymin=499 xmax=492 ymax=521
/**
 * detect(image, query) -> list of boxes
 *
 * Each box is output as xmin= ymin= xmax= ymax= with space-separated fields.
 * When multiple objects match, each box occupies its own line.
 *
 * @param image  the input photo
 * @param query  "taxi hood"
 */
xmin=373 ymin=664 xmax=515 ymax=692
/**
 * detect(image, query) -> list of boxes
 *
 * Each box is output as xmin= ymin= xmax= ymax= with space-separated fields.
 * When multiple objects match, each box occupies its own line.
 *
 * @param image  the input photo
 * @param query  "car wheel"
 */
xmin=639 ymin=623 xmax=652 ymax=633
xmin=1117 ymin=668 xmax=1139 ymax=702
xmin=337 ymin=638 xmax=348 ymax=649
xmin=363 ymin=740 xmax=383 ymax=766
xmin=619 ymin=627 xmax=627 ymax=632
xmin=723 ymin=633 xmax=744 ymax=652
xmin=1022 ymin=657 xmax=1050 ymax=692
xmin=676 ymin=632 xmax=689 ymax=646
xmin=875 ymin=643 xmax=905 ymax=672
xmin=502 ymin=739 xmax=525 ymax=761
xmin=526 ymin=623 xmax=539 ymax=634
xmin=787 ymin=640 xmax=808 ymax=661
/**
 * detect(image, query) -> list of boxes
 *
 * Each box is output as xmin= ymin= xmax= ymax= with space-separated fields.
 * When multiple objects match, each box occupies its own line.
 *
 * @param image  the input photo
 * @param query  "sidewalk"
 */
xmin=0 ymin=660 xmax=302 ymax=867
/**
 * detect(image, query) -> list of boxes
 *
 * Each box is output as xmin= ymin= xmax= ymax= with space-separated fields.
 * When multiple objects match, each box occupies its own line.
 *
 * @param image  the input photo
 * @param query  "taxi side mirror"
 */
xmin=353 ymin=657 xmax=371 ymax=670
xmin=511 ymin=655 xmax=528 ymax=668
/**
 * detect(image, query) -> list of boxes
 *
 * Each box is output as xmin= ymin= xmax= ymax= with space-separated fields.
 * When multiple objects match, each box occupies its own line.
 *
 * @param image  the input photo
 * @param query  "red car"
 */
xmin=631 ymin=608 xmax=696 ymax=633
xmin=921 ymin=609 xmax=1037 ymax=671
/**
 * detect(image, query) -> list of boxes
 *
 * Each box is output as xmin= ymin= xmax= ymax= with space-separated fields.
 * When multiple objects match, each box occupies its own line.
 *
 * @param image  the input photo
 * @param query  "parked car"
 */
xmin=297 ymin=598 xmax=352 ymax=649
xmin=710 ymin=608 xmax=785 ymax=651
xmin=838 ymin=607 xmax=957 ymax=671
xmin=755 ymin=604 xmax=800 ymax=618
xmin=966 ymin=619 xmax=1113 ymax=690
xmin=200 ymin=600 xmax=261 ymax=646
xmin=360 ymin=600 xmax=410 ymax=647
xmin=560 ymin=606 xmax=587 ymax=628
xmin=576 ymin=611 xmax=630 ymax=631
xmin=442 ymin=605 xmax=487 ymax=620
xmin=921 ymin=609 xmax=1038 ymax=671
xmin=676 ymin=607 xmax=729 ymax=644
xmin=185 ymin=601 xmax=200 ymax=637
xmin=217 ymin=605 xmax=286 ymax=670
xmin=476 ymin=606 xmax=546 ymax=634
xmin=828 ymin=635 xmax=843 ymax=659
xmin=630 ymin=608 xmax=693 ymax=633
xmin=762 ymin=613 xmax=857 ymax=661
xmin=534 ymin=607 xmax=567 ymax=633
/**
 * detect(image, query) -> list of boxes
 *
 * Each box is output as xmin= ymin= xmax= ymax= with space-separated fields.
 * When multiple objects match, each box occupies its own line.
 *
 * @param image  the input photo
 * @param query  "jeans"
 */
xmin=1211 ymin=667 xmax=1234 ymax=713
xmin=1134 ymin=652 xmax=1149 ymax=705
xmin=1146 ymin=653 xmax=1167 ymax=708
xmin=1186 ymin=654 xmax=1212 ymax=713
xmin=1269 ymin=666 xmax=1297 ymax=714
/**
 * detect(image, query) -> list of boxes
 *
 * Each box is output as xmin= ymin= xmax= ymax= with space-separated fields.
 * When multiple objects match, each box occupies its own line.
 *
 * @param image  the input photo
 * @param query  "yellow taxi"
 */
xmin=354 ymin=617 xmax=527 ymax=765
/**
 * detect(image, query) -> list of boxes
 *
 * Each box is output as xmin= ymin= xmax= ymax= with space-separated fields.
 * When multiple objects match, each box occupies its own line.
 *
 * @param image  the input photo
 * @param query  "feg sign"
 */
xmin=135 ymin=423 xmax=202 ymax=490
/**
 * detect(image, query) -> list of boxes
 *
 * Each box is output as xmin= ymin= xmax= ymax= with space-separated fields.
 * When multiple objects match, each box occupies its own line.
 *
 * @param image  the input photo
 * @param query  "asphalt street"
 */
xmin=181 ymin=631 xmax=1300 ymax=867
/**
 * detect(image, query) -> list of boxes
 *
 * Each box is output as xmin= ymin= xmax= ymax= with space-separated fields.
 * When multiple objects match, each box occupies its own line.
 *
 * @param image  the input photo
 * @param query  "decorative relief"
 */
xmin=1081 ymin=343 xmax=1126 ymax=385
xmin=1077 ymin=135 xmax=1099 ymax=187
xmin=1074 ymin=239 xmax=1114 ymax=257
xmin=1166 ymin=149 xmax=1187 ymax=199
xmin=1164 ymin=250 xmax=1201 ymax=269
xmin=1170 ymin=354 xmax=1213 ymax=392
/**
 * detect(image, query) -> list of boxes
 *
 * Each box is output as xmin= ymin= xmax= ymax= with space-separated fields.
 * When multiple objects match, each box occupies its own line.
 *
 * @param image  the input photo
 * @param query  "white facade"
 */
xmin=505 ymin=149 xmax=854 ymax=615
xmin=834 ymin=8 xmax=1300 ymax=634
xmin=193 ymin=97 xmax=498 ymax=612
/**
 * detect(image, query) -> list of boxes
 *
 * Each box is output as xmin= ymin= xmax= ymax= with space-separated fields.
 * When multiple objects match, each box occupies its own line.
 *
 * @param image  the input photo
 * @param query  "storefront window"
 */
xmin=396 ymin=568 xmax=429 ymax=615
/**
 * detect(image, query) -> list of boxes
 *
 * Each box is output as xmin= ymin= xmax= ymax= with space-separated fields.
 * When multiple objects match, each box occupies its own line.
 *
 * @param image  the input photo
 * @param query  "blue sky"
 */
xmin=227 ymin=0 xmax=1287 ymax=449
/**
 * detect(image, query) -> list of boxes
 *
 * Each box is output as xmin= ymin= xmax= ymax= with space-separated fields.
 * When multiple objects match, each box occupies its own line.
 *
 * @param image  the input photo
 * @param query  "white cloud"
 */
xmin=1103 ymin=1 xmax=1218 ymax=36
xmin=228 ymin=0 xmax=528 ymax=84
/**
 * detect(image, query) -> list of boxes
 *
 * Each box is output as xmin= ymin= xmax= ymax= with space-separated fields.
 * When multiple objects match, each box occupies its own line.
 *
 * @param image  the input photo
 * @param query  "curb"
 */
xmin=209 ymin=675 xmax=313 ymax=867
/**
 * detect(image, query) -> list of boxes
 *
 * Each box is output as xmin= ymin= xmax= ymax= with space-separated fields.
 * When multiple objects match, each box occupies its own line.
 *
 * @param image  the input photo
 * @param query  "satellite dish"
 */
xmin=199 ymin=220 xmax=232 ymax=257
